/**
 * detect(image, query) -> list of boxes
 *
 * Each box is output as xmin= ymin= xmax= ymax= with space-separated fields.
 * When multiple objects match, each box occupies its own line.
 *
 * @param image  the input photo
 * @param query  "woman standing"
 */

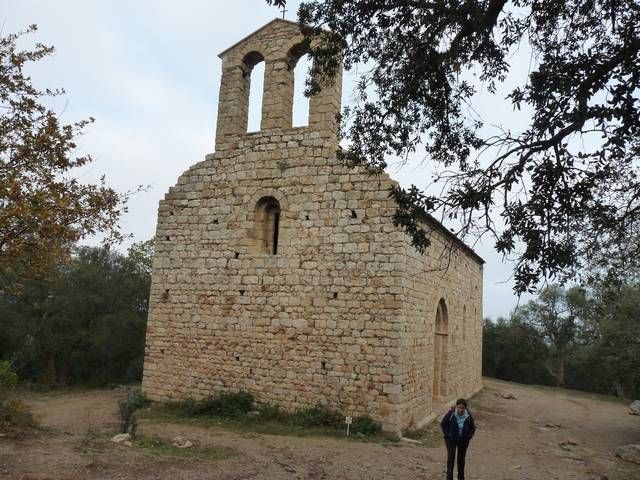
xmin=440 ymin=398 xmax=476 ymax=480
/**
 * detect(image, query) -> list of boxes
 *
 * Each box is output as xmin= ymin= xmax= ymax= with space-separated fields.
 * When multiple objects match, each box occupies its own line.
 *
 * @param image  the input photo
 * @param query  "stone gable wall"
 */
xmin=142 ymin=126 xmax=413 ymax=430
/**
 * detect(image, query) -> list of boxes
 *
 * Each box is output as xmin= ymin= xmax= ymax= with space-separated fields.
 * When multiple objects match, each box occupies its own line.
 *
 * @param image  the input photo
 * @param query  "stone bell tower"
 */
xmin=142 ymin=19 xmax=484 ymax=433
xmin=214 ymin=19 xmax=341 ymax=150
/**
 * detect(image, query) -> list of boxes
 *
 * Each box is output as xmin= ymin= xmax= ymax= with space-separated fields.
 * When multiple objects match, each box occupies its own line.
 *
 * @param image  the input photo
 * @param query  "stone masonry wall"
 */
xmin=398 ymin=227 xmax=483 ymax=429
xmin=142 ymin=127 xmax=410 ymax=430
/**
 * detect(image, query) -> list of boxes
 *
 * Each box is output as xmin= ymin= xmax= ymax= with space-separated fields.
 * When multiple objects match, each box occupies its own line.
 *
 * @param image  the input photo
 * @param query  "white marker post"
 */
xmin=345 ymin=416 xmax=352 ymax=437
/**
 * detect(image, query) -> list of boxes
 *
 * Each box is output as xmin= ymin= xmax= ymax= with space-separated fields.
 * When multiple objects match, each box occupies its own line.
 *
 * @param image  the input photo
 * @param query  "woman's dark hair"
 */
xmin=455 ymin=398 xmax=468 ymax=407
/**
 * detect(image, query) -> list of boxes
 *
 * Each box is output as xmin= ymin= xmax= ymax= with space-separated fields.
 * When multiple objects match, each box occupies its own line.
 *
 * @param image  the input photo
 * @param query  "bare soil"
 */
xmin=1 ymin=378 xmax=639 ymax=479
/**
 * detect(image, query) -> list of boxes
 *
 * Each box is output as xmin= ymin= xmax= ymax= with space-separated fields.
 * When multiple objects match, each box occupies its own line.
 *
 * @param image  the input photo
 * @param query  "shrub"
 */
xmin=118 ymin=399 xmax=137 ymax=436
xmin=352 ymin=415 xmax=382 ymax=436
xmin=212 ymin=391 xmax=254 ymax=417
xmin=118 ymin=388 xmax=150 ymax=436
xmin=1 ymin=400 xmax=37 ymax=427
xmin=256 ymin=402 xmax=286 ymax=421
xmin=0 ymin=361 xmax=37 ymax=428
xmin=294 ymin=405 xmax=343 ymax=428
xmin=127 ymin=387 xmax=151 ymax=410
xmin=169 ymin=398 xmax=199 ymax=416
xmin=171 ymin=391 xmax=255 ymax=419
xmin=0 ymin=361 xmax=18 ymax=395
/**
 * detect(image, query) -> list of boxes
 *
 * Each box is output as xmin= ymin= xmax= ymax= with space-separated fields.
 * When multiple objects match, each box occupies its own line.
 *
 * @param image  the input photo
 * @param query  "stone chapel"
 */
xmin=142 ymin=19 xmax=484 ymax=432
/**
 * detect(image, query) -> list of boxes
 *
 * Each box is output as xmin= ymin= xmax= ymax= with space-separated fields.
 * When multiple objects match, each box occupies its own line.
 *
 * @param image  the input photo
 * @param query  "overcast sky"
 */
xmin=2 ymin=0 xmax=535 ymax=319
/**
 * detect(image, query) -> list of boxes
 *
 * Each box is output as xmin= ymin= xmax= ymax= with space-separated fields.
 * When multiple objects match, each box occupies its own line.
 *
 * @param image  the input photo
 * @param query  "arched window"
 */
xmin=254 ymin=197 xmax=280 ymax=255
xmin=243 ymin=51 xmax=265 ymax=132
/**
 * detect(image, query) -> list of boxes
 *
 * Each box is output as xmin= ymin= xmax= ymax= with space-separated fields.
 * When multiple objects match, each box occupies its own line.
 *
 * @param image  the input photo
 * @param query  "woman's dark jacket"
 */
xmin=440 ymin=409 xmax=476 ymax=443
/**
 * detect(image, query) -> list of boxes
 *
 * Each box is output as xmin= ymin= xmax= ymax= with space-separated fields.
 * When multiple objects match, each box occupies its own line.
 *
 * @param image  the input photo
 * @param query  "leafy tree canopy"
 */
xmin=126 ymin=238 xmax=155 ymax=276
xmin=513 ymin=285 xmax=586 ymax=385
xmin=483 ymin=280 xmax=640 ymax=398
xmin=268 ymin=0 xmax=640 ymax=294
xmin=0 ymin=244 xmax=151 ymax=386
xmin=0 ymin=25 xmax=129 ymax=278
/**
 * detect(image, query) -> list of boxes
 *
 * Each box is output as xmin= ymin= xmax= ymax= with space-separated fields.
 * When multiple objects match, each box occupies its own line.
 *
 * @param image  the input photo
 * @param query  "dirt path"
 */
xmin=1 ymin=379 xmax=639 ymax=479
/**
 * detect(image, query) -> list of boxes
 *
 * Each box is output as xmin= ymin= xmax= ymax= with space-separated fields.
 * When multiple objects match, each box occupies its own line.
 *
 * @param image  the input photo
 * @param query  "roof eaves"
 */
xmin=418 ymin=212 xmax=485 ymax=265
xmin=218 ymin=18 xmax=301 ymax=58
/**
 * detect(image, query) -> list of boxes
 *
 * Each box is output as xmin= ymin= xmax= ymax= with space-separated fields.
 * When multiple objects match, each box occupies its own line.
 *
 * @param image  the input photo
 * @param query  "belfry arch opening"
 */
xmin=288 ymin=43 xmax=311 ymax=128
xmin=244 ymin=51 xmax=265 ymax=132
xmin=254 ymin=196 xmax=281 ymax=255
xmin=433 ymin=298 xmax=449 ymax=401
xmin=292 ymin=53 xmax=311 ymax=127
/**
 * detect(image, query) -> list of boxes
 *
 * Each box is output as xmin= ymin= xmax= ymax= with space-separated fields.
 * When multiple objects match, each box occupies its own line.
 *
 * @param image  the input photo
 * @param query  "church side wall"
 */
xmin=142 ymin=128 xmax=409 ymax=430
xmin=398 ymin=226 xmax=483 ymax=429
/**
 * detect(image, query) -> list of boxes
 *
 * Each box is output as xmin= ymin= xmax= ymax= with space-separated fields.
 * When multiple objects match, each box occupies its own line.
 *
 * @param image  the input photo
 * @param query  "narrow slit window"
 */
xmin=462 ymin=305 xmax=467 ymax=341
xmin=272 ymin=210 xmax=280 ymax=254
xmin=254 ymin=196 xmax=281 ymax=255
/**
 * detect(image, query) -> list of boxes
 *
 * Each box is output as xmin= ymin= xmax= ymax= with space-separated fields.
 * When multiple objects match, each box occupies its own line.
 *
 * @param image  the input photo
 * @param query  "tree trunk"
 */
xmin=613 ymin=381 xmax=625 ymax=398
xmin=556 ymin=350 xmax=566 ymax=386
xmin=59 ymin=351 xmax=72 ymax=385
xmin=45 ymin=352 xmax=57 ymax=385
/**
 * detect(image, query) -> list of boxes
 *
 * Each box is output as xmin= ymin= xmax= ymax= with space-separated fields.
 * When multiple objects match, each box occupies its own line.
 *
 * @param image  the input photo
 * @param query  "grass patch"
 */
xmin=140 ymin=407 xmax=355 ymax=438
xmin=134 ymin=434 xmax=236 ymax=460
xmin=142 ymin=391 xmax=392 ymax=441
xmin=403 ymin=421 xmax=443 ymax=448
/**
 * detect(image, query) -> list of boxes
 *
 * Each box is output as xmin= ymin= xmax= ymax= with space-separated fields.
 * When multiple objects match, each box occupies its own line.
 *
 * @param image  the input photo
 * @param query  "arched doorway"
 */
xmin=433 ymin=298 xmax=449 ymax=401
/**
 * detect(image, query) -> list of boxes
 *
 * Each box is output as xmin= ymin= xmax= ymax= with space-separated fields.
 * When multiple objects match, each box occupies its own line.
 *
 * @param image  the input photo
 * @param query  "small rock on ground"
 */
xmin=560 ymin=439 xmax=579 ymax=446
xmin=172 ymin=435 xmax=194 ymax=449
xmin=110 ymin=433 xmax=131 ymax=445
xmin=615 ymin=444 xmax=640 ymax=465
xmin=400 ymin=437 xmax=422 ymax=445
